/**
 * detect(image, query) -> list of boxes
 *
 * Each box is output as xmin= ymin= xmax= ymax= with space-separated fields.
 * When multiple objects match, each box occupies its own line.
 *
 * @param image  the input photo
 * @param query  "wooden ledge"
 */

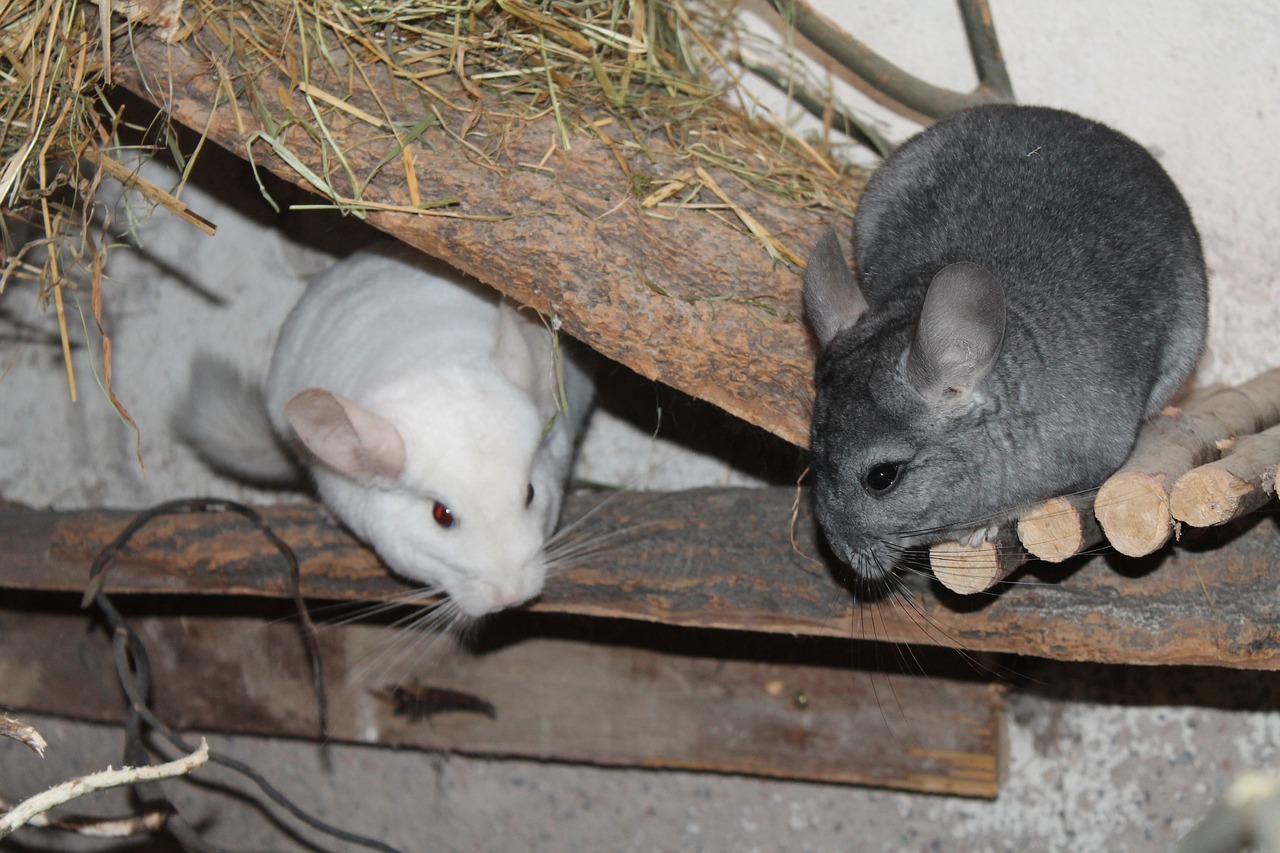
xmin=0 ymin=606 xmax=1005 ymax=797
xmin=3 ymin=489 xmax=1278 ymax=669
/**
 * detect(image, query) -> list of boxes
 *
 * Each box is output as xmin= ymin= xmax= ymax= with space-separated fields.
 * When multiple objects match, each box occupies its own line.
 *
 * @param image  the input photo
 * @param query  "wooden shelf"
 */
xmin=4 ymin=489 xmax=1278 ymax=670
xmin=0 ymin=604 xmax=1005 ymax=797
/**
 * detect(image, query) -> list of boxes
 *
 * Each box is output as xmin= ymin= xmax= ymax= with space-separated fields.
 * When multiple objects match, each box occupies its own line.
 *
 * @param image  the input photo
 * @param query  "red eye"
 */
xmin=432 ymin=501 xmax=454 ymax=529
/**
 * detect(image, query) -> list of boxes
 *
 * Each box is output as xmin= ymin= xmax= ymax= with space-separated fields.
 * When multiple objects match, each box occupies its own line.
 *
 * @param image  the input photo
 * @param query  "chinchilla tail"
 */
xmin=175 ymin=355 xmax=302 ymax=485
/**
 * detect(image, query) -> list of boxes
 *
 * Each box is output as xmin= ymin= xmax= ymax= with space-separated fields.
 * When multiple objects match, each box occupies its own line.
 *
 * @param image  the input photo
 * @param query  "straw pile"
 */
xmin=1 ymin=0 xmax=128 ymax=426
xmin=164 ymin=0 xmax=862 ymax=216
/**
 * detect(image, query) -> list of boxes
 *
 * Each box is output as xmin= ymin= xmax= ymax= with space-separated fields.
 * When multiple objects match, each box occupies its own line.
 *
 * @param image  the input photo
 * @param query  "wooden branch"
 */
xmin=0 ymin=740 xmax=208 ymax=838
xmin=110 ymin=27 xmax=852 ymax=448
xmin=1096 ymin=369 xmax=1280 ymax=556
xmin=1169 ymin=424 xmax=1280 ymax=527
xmin=928 ymin=528 xmax=1027 ymax=595
xmin=0 ymin=800 xmax=167 ymax=839
xmin=5 ymin=491 xmax=1280 ymax=669
xmin=957 ymin=0 xmax=1016 ymax=101
xmin=1016 ymin=492 xmax=1103 ymax=563
xmin=766 ymin=0 xmax=1011 ymax=121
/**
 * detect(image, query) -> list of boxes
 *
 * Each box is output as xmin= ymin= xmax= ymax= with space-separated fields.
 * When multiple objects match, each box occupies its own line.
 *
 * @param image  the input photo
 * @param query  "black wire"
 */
xmin=81 ymin=497 xmax=327 ymax=737
xmin=84 ymin=498 xmax=403 ymax=853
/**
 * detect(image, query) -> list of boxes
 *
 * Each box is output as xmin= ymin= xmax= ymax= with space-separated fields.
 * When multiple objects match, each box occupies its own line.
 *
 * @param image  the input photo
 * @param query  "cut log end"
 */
xmin=929 ymin=537 xmax=1027 ymax=595
xmin=1169 ymin=466 xmax=1268 ymax=528
xmin=1095 ymin=472 xmax=1175 ymax=557
xmin=1016 ymin=495 xmax=1102 ymax=563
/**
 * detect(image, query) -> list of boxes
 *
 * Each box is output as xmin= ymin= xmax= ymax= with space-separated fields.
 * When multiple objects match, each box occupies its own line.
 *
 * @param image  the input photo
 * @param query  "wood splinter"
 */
xmin=1015 ymin=492 xmax=1103 ymax=563
xmin=929 ymin=528 xmax=1027 ymax=595
xmin=1096 ymin=368 xmax=1280 ymax=557
xmin=1169 ymin=423 xmax=1280 ymax=527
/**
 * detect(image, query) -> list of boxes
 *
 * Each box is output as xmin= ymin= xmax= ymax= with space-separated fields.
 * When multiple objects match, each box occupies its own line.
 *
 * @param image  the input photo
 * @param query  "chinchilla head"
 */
xmin=281 ymin=299 xmax=570 ymax=620
xmin=804 ymin=231 xmax=1011 ymax=581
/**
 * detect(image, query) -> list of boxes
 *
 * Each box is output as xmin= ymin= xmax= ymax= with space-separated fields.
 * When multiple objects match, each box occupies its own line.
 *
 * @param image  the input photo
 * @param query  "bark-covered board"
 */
xmin=0 ymin=603 xmax=1004 ymax=797
xmin=107 ymin=23 xmax=859 ymax=448
xmin=4 ymin=489 xmax=1278 ymax=669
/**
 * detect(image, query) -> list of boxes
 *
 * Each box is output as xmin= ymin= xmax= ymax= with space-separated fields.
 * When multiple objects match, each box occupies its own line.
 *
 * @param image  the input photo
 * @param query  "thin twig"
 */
xmin=0 ymin=797 xmax=168 ymax=838
xmin=732 ymin=49 xmax=892 ymax=156
xmin=88 ymin=152 xmax=218 ymax=236
xmin=0 ymin=714 xmax=47 ymax=757
xmin=0 ymin=740 xmax=209 ymax=838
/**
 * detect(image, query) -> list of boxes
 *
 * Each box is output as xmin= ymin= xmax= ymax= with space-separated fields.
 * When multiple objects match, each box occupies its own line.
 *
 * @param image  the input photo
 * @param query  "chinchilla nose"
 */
xmin=489 ymin=556 xmax=546 ymax=609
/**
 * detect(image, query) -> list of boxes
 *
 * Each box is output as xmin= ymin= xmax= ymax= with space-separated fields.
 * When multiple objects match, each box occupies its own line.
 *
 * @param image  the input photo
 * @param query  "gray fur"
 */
xmin=803 ymin=104 xmax=1208 ymax=580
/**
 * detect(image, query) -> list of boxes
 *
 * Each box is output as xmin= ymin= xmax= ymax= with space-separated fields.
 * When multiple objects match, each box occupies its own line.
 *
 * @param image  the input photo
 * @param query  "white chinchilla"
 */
xmin=180 ymin=244 xmax=593 ymax=618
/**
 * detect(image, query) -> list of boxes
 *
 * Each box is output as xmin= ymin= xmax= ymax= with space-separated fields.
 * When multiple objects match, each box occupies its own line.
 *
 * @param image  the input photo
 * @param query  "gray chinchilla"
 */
xmin=803 ymin=104 xmax=1208 ymax=583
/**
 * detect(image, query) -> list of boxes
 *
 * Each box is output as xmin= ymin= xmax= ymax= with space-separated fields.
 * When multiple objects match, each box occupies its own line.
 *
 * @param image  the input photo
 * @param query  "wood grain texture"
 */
xmin=0 ymin=606 xmax=1004 ymax=797
xmin=4 ymin=489 xmax=1279 ymax=669
xmin=108 ymin=27 xmax=861 ymax=448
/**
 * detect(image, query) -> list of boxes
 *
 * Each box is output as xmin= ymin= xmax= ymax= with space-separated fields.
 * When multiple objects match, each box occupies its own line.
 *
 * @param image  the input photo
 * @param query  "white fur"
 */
xmin=187 ymin=244 xmax=591 ymax=617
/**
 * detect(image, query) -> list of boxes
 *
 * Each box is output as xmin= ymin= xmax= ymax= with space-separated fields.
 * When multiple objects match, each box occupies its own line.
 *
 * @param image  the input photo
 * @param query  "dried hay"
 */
xmin=1 ymin=0 xmax=867 ymax=408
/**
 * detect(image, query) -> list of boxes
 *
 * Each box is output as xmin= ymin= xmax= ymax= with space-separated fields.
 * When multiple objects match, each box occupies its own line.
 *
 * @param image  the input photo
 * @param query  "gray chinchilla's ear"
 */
xmin=803 ymin=230 xmax=869 ymax=347
xmin=906 ymin=262 xmax=1005 ymax=409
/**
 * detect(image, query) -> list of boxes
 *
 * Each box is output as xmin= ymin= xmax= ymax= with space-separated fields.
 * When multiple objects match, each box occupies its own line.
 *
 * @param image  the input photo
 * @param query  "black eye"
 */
xmin=863 ymin=462 xmax=901 ymax=494
xmin=525 ymin=483 xmax=535 ymax=507
xmin=432 ymin=501 xmax=455 ymax=529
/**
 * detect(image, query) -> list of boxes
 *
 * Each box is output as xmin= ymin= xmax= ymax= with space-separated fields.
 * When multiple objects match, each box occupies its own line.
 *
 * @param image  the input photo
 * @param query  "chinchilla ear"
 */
xmin=803 ymin=230 xmax=870 ymax=347
xmin=906 ymin=262 xmax=1005 ymax=409
xmin=495 ymin=298 xmax=557 ymax=422
xmin=285 ymin=388 xmax=406 ymax=481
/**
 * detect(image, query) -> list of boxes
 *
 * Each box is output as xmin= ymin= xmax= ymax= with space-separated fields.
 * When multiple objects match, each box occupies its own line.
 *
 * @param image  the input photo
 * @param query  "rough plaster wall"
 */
xmin=2 ymin=1 xmax=1279 ymax=851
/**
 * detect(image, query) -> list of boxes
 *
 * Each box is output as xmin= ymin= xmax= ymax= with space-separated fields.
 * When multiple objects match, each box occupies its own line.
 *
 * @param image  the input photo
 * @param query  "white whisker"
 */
xmin=334 ymin=590 xmax=474 ymax=696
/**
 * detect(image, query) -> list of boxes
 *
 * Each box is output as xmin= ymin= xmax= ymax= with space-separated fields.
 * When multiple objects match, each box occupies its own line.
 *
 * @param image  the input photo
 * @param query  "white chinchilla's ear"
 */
xmin=285 ymin=388 xmax=406 ymax=480
xmin=906 ymin=261 xmax=1006 ymax=409
xmin=495 ymin=298 xmax=557 ymax=420
xmin=803 ymin=229 xmax=870 ymax=348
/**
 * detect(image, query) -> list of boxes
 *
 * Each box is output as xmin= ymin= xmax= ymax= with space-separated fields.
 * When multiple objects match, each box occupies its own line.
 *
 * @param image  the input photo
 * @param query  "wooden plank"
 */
xmin=0 ymin=603 xmax=1004 ymax=797
xmin=107 ymin=25 xmax=856 ymax=449
xmin=3 ymin=489 xmax=1278 ymax=669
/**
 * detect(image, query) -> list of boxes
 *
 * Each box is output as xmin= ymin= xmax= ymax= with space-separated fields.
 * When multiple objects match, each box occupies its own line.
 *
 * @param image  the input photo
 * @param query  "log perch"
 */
xmin=6 ymin=496 xmax=1280 ymax=668
xmin=1015 ymin=492 xmax=1103 ymax=563
xmin=1096 ymin=368 xmax=1280 ymax=557
xmin=1169 ymin=423 xmax=1280 ymax=527
xmin=928 ymin=529 xmax=1027 ymax=595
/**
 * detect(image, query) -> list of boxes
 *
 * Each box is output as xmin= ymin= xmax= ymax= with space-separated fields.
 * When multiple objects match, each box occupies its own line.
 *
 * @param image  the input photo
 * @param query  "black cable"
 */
xmin=83 ymin=498 xmax=403 ymax=853
xmin=81 ymin=498 xmax=327 ymax=737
